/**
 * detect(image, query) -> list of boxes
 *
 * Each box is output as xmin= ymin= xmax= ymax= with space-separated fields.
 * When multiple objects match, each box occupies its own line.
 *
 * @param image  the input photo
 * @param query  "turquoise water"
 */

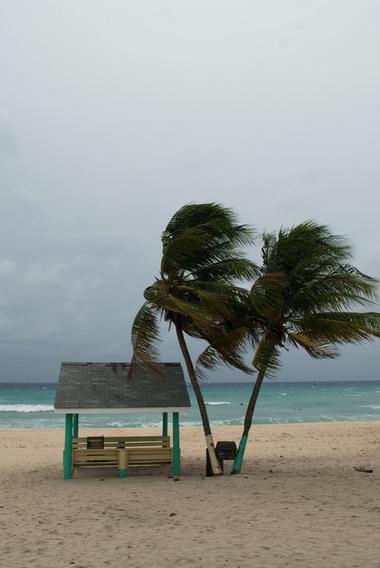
xmin=0 ymin=381 xmax=380 ymax=428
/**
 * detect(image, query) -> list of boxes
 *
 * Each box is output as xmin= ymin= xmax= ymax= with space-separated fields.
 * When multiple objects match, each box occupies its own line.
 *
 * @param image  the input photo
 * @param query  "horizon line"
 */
xmin=1 ymin=378 xmax=380 ymax=385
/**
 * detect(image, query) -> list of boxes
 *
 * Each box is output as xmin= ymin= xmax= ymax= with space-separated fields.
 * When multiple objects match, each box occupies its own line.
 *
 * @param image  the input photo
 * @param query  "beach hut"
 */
xmin=54 ymin=362 xmax=191 ymax=480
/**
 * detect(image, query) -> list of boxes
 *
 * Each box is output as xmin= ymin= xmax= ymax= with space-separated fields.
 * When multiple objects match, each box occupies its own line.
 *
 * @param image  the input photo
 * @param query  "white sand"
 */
xmin=1 ymin=422 xmax=380 ymax=567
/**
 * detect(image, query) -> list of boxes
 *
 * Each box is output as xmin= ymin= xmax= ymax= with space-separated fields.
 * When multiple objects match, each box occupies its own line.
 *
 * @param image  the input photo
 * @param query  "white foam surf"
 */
xmin=0 ymin=404 xmax=54 ymax=413
xmin=205 ymin=401 xmax=231 ymax=406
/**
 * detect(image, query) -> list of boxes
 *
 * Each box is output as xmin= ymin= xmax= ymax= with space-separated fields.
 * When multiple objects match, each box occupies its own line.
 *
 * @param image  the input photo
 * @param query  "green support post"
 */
xmin=231 ymin=433 xmax=248 ymax=474
xmin=172 ymin=412 xmax=180 ymax=477
xmin=73 ymin=414 xmax=79 ymax=438
xmin=64 ymin=413 xmax=73 ymax=480
xmin=162 ymin=412 xmax=168 ymax=439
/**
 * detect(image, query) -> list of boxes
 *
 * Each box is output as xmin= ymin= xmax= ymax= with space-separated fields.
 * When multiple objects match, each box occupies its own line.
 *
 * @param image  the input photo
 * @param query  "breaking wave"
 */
xmin=0 ymin=404 xmax=54 ymax=413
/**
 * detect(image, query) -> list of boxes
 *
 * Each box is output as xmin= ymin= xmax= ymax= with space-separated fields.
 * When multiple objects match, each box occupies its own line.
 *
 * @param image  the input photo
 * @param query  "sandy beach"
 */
xmin=1 ymin=422 xmax=380 ymax=568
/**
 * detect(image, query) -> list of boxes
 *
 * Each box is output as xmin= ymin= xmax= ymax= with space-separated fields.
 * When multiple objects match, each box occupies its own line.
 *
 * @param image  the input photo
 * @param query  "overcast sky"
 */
xmin=0 ymin=1 xmax=379 ymax=382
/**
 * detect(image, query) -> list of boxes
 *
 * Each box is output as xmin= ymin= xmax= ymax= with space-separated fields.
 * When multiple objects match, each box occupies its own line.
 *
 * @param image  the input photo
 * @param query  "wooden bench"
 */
xmin=70 ymin=436 xmax=172 ymax=477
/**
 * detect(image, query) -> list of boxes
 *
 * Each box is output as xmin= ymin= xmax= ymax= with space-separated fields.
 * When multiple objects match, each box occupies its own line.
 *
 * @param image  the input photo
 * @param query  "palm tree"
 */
xmin=130 ymin=202 xmax=257 ymax=475
xmin=231 ymin=221 xmax=380 ymax=474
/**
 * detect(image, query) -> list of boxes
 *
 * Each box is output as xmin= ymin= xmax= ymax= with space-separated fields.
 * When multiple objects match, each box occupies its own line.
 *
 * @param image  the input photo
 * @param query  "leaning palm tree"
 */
xmin=230 ymin=221 xmax=380 ymax=474
xmin=130 ymin=203 xmax=257 ymax=474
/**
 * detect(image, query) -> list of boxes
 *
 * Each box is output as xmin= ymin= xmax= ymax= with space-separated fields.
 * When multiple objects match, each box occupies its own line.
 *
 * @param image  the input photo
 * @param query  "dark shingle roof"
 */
xmin=54 ymin=362 xmax=191 ymax=413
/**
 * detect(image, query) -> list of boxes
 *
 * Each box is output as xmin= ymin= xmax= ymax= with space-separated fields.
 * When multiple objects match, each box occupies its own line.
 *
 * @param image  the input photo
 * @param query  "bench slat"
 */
xmin=73 ymin=442 xmax=170 ymax=445
xmin=72 ymin=436 xmax=171 ymax=451
xmin=71 ymin=444 xmax=173 ymax=472
xmin=75 ymin=464 xmax=119 ymax=468
xmin=73 ymin=436 xmax=170 ymax=444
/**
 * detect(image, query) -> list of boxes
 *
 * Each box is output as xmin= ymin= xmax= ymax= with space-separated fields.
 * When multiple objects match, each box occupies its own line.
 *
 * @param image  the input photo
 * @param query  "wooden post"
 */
xmin=162 ymin=412 xmax=168 ymax=443
xmin=64 ymin=414 xmax=73 ymax=480
xmin=118 ymin=449 xmax=128 ymax=478
xmin=172 ymin=412 xmax=180 ymax=477
xmin=73 ymin=414 xmax=79 ymax=438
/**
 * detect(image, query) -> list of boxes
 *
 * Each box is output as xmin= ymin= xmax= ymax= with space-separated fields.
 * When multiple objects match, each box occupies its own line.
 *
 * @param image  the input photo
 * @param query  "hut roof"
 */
xmin=54 ymin=362 xmax=191 ymax=414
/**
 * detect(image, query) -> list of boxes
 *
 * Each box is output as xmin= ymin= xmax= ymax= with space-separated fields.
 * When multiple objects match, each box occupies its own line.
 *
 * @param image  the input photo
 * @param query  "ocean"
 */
xmin=0 ymin=380 xmax=380 ymax=428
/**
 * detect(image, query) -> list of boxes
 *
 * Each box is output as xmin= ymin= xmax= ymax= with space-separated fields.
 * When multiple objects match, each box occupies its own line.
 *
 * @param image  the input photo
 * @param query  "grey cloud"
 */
xmin=0 ymin=1 xmax=379 ymax=381
xmin=0 ymin=124 xmax=18 ymax=158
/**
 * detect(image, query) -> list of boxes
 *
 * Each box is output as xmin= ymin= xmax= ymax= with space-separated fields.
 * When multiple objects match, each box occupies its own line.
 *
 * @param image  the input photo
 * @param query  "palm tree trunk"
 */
xmin=231 ymin=366 xmax=266 ymax=474
xmin=175 ymin=324 xmax=223 ymax=475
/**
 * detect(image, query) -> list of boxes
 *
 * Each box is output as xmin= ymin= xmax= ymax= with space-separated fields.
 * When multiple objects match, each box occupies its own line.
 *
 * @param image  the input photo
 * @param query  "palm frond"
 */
xmin=144 ymin=282 xmax=220 ymax=325
xmin=193 ymin=257 xmax=259 ymax=283
xmin=287 ymin=268 xmax=378 ymax=313
xmin=160 ymin=203 xmax=255 ymax=279
xmin=261 ymin=222 xmax=353 ymax=281
xmin=195 ymin=346 xmax=223 ymax=380
xmin=252 ymin=337 xmax=281 ymax=376
xmin=287 ymin=332 xmax=337 ymax=359
xmin=295 ymin=312 xmax=380 ymax=345
xmin=162 ymin=202 xmax=254 ymax=250
xmin=319 ymin=312 xmax=380 ymax=333
xmin=248 ymin=221 xmax=380 ymax=378
xmin=249 ymin=272 xmax=288 ymax=317
xmin=196 ymin=325 xmax=255 ymax=379
xmin=129 ymin=302 xmax=162 ymax=376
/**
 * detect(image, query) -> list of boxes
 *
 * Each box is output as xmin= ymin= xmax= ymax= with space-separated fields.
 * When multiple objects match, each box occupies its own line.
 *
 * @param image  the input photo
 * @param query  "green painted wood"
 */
xmin=73 ymin=414 xmax=79 ymax=438
xmin=172 ymin=412 xmax=180 ymax=477
xmin=118 ymin=468 xmax=128 ymax=478
xmin=162 ymin=413 xmax=168 ymax=438
xmin=64 ymin=414 xmax=73 ymax=480
xmin=231 ymin=434 xmax=248 ymax=474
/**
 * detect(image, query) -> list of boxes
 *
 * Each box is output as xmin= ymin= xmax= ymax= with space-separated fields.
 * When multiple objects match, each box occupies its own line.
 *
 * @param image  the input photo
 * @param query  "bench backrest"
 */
xmin=72 ymin=436 xmax=170 ymax=450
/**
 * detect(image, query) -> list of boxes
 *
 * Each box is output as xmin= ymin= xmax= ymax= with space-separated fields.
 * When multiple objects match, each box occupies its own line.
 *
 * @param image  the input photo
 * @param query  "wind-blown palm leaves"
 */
xmin=231 ymin=221 xmax=380 ymax=473
xmin=130 ymin=203 xmax=258 ymax=474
